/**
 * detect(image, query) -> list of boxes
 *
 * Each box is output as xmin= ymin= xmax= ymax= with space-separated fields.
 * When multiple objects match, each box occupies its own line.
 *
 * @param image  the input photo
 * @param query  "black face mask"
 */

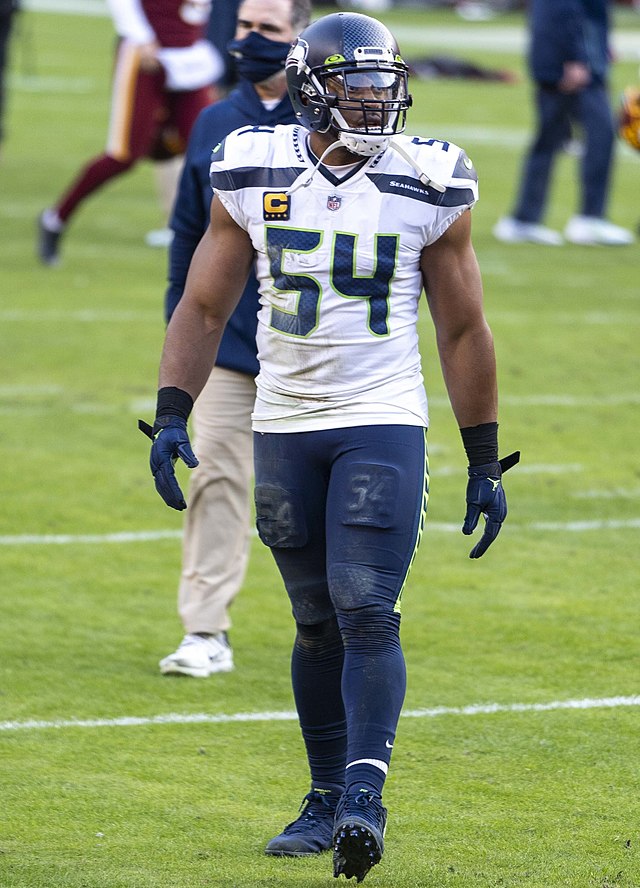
xmin=227 ymin=30 xmax=291 ymax=84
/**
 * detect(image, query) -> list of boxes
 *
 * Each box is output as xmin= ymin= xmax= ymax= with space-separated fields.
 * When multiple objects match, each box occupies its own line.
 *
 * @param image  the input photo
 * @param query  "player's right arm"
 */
xmin=159 ymin=194 xmax=255 ymax=401
xmin=141 ymin=195 xmax=255 ymax=510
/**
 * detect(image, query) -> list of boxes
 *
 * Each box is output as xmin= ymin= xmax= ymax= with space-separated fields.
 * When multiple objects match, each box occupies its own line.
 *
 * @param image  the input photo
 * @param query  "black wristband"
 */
xmin=155 ymin=386 xmax=194 ymax=423
xmin=460 ymin=422 xmax=499 ymax=466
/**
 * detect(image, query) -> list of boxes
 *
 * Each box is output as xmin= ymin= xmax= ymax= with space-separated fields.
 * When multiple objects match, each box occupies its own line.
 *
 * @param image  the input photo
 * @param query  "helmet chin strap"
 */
xmin=387 ymin=138 xmax=446 ymax=193
xmin=286 ymin=139 xmax=346 ymax=194
xmin=337 ymin=126 xmax=448 ymax=193
xmin=287 ymin=130 xmax=447 ymax=196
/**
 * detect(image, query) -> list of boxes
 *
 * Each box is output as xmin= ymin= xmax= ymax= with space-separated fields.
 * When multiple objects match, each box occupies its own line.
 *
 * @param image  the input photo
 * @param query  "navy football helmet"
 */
xmin=285 ymin=12 xmax=412 ymax=156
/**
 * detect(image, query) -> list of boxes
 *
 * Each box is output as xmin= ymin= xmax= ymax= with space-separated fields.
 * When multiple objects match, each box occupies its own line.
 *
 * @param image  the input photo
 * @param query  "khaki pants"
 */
xmin=178 ymin=366 xmax=256 ymax=634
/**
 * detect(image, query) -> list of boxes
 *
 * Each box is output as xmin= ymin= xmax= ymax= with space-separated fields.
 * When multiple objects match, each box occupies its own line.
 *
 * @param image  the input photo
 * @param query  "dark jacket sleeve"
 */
xmin=162 ymin=83 xmax=297 ymax=376
xmin=528 ymin=0 xmax=607 ymax=85
xmin=165 ymin=111 xmax=210 ymax=323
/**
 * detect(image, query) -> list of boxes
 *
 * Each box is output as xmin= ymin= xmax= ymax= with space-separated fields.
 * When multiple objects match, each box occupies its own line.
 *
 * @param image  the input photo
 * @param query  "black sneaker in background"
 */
xmin=37 ymin=212 xmax=63 ymax=266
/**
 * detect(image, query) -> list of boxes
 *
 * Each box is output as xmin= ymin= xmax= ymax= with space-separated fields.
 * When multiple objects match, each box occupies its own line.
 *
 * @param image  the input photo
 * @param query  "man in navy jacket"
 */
xmin=159 ymin=0 xmax=311 ymax=678
xmin=494 ymin=0 xmax=633 ymax=246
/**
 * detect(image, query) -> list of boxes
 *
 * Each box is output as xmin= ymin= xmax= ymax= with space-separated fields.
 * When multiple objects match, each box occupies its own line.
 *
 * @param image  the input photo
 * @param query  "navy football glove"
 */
xmin=463 ymin=451 xmax=520 ymax=559
xmin=139 ymin=415 xmax=199 ymax=511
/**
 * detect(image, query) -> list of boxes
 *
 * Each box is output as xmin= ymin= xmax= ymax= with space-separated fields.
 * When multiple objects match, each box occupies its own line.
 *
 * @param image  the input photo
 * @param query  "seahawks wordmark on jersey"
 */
xmin=209 ymin=125 xmax=478 ymax=433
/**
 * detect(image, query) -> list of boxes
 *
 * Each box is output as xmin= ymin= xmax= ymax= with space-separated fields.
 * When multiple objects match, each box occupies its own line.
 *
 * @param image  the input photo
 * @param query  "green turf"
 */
xmin=1 ymin=5 xmax=639 ymax=887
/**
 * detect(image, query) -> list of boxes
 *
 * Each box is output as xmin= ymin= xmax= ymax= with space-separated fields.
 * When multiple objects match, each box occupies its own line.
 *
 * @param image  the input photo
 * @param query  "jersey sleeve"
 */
xmin=411 ymin=138 xmax=479 ymax=245
xmin=208 ymin=126 xmax=264 ymax=231
xmin=105 ymin=0 xmax=155 ymax=43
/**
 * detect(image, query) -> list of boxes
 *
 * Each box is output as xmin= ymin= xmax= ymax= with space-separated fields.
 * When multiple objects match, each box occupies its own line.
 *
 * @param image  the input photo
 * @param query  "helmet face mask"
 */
xmin=286 ymin=13 xmax=412 ymax=156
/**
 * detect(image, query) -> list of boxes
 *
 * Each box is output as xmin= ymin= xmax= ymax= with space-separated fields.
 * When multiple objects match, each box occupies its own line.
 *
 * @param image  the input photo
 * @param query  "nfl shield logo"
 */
xmin=327 ymin=195 xmax=342 ymax=211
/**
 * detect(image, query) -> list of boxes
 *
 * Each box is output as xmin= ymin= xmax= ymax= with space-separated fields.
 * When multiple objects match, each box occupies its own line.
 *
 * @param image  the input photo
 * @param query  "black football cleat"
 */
xmin=265 ymin=785 xmax=342 ymax=857
xmin=333 ymin=789 xmax=387 ymax=882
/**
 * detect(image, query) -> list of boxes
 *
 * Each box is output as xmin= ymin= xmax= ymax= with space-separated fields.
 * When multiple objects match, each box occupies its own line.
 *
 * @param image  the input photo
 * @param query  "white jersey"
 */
xmin=209 ymin=125 xmax=478 ymax=433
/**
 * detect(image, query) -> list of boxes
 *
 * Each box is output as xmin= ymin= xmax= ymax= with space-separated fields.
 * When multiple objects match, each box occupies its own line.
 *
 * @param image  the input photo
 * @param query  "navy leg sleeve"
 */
xmin=292 ymin=617 xmax=347 ymax=788
xmin=337 ymin=608 xmax=406 ymax=795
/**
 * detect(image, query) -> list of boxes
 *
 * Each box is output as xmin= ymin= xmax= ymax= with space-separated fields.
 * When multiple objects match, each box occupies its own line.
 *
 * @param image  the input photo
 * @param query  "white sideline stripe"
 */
xmin=429 ymin=393 xmax=640 ymax=408
xmin=0 ymin=384 xmax=64 ymax=395
xmin=0 ymin=310 xmax=156 ymax=322
xmin=530 ymin=519 xmax=640 ymax=531
xmin=575 ymin=488 xmax=640 ymax=500
xmin=9 ymin=74 xmax=96 ymax=93
xmin=437 ymin=462 xmax=582 ymax=476
xmin=20 ymin=3 xmax=640 ymax=62
xmin=2 ymin=309 xmax=639 ymax=325
xmin=23 ymin=0 xmax=109 ymax=15
xmin=2 ymin=695 xmax=639 ymax=733
xmin=401 ymin=695 xmax=640 ymax=718
xmin=0 ymin=530 xmax=183 ymax=545
xmin=0 ymin=393 xmax=637 ymax=413
xmin=2 ymin=518 xmax=640 ymax=546
xmin=488 ymin=312 xmax=640 ymax=326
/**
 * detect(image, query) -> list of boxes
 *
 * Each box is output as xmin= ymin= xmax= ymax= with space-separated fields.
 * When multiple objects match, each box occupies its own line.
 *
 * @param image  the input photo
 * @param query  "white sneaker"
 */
xmin=159 ymin=633 xmax=234 ymax=677
xmin=145 ymin=228 xmax=174 ymax=248
xmin=493 ymin=216 xmax=564 ymax=246
xmin=456 ymin=1 xmax=498 ymax=22
xmin=564 ymin=215 xmax=635 ymax=246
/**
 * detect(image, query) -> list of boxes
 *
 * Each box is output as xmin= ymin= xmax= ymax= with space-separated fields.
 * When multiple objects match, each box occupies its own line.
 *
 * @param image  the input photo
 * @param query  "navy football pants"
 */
xmin=254 ymin=424 xmax=428 ymax=793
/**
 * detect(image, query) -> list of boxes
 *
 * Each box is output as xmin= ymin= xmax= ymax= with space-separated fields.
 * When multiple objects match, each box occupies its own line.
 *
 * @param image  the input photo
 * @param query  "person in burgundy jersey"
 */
xmin=37 ymin=0 xmax=222 ymax=265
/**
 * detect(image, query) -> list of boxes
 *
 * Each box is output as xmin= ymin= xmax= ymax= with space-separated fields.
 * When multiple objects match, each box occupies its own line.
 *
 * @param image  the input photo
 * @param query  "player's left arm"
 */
xmin=421 ymin=209 xmax=519 ymax=557
xmin=421 ymin=208 xmax=497 ymax=428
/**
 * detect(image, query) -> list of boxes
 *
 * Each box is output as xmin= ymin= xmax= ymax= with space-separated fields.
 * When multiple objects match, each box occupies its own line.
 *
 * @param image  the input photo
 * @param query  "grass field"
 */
xmin=1 ymin=4 xmax=640 ymax=887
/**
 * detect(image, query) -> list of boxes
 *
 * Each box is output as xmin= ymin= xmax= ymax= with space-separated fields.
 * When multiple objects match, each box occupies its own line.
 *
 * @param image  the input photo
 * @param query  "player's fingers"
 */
xmin=154 ymin=463 xmax=187 ymax=511
xmin=462 ymin=503 xmax=482 ymax=535
xmin=468 ymin=518 xmax=502 ymax=559
xmin=177 ymin=442 xmax=199 ymax=469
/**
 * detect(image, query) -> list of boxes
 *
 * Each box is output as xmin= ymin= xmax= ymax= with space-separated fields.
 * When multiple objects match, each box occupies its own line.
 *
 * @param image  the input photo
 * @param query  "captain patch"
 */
xmin=263 ymin=192 xmax=290 ymax=220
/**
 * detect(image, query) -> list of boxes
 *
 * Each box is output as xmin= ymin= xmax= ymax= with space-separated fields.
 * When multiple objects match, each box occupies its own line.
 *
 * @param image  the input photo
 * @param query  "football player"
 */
xmin=142 ymin=11 xmax=518 ymax=882
xmin=37 ymin=0 xmax=222 ymax=265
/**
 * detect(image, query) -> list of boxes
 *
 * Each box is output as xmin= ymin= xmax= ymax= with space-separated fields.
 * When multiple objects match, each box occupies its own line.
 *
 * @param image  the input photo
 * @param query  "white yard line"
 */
xmin=428 ymin=393 xmax=640 ymax=407
xmin=2 ymin=694 xmax=639 ymax=733
xmin=1 ymin=391 xmax=638 ymax=412
xmin=436 ymin=463 xmax=582 ymax=475
xmin=6 ymin=310 xmax=640 ymax=324
xmin=0 ymin=310 xmax=156 ymax=322
xmin=2 ymin=517 xmax=640 ymax=546
xmin=9 ymin=74 xmax=96 ymax=93
xmin=0 ymin=530 xmax=183 ymax=545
